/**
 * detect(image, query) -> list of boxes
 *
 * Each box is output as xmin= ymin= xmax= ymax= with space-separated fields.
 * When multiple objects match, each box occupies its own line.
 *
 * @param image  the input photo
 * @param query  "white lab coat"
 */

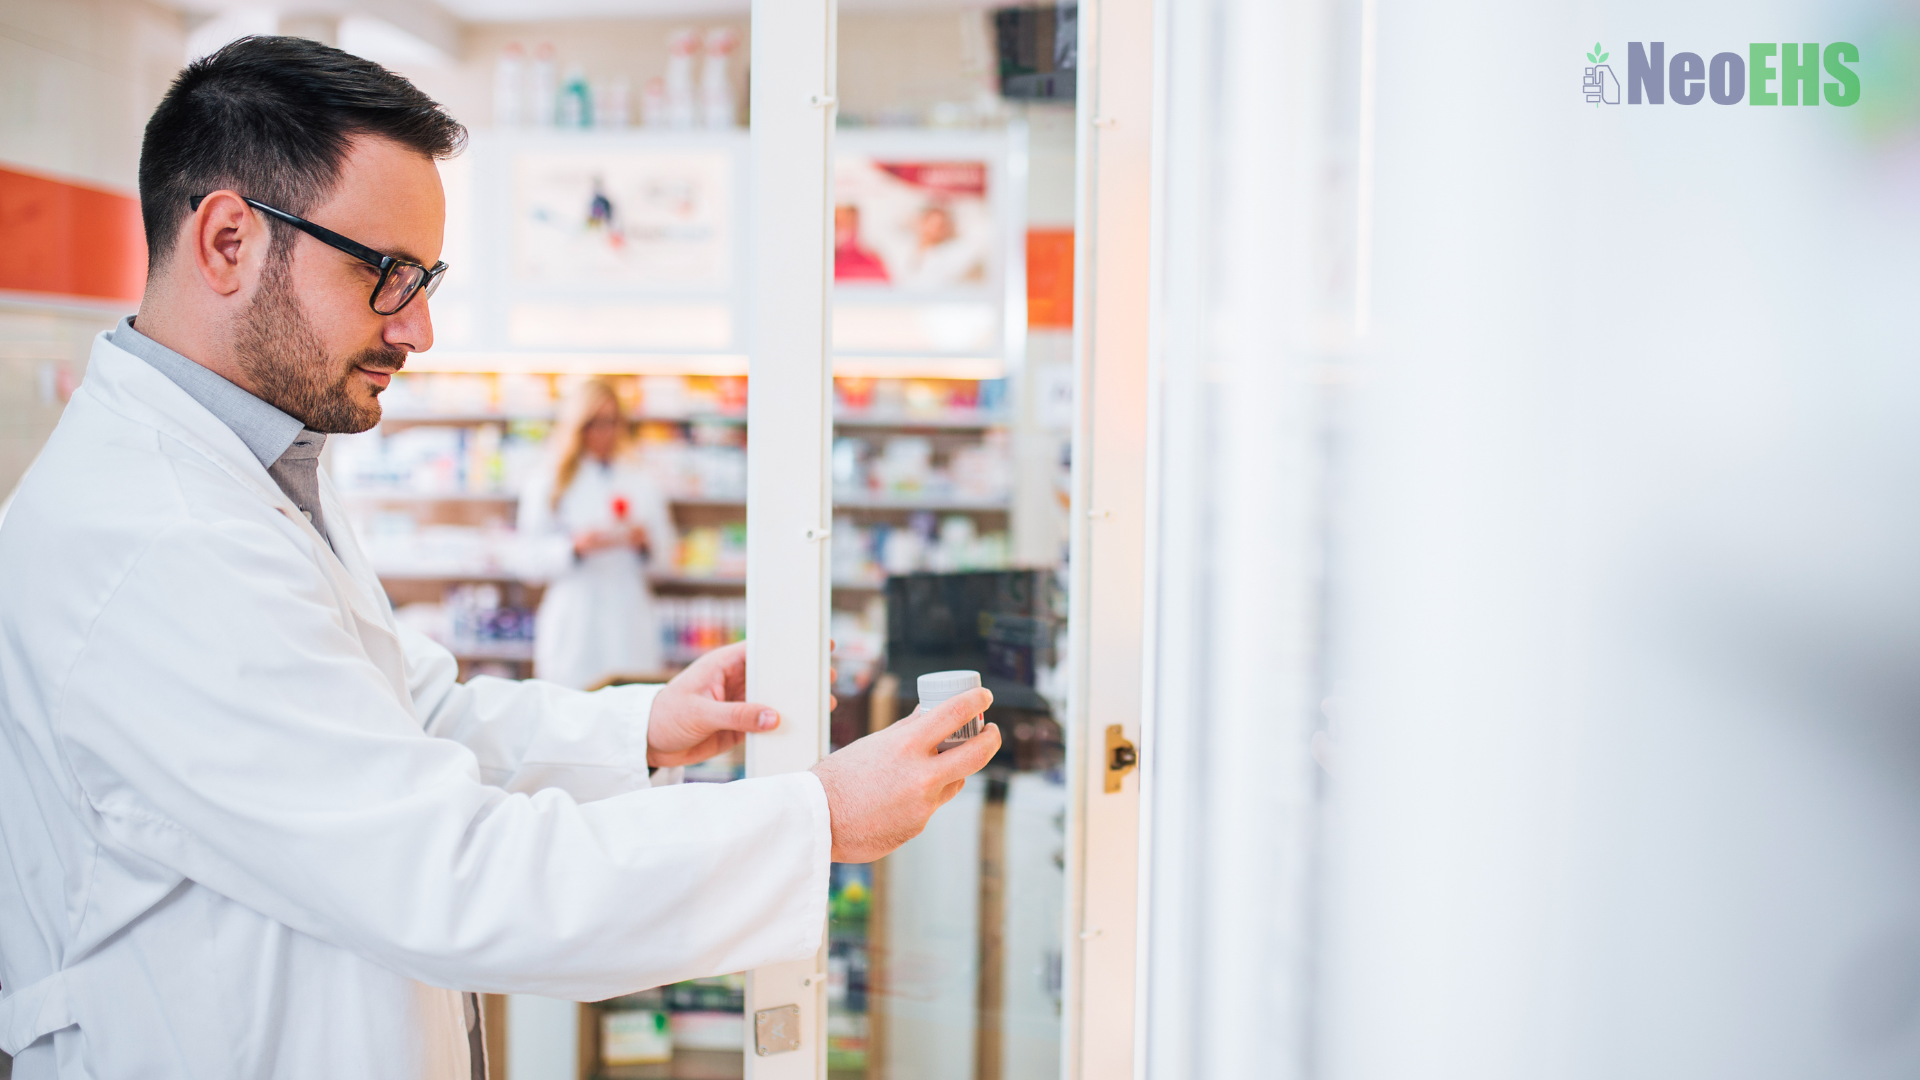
xmin=517 ymin=458 xmax=677 ymax=688
xmin=0 ymin=335 xmax=829 ymax=1077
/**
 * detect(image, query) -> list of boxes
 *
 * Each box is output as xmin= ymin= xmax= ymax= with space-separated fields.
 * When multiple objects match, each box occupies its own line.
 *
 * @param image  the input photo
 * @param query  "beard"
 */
xmin=234 ymin=254 xmax=406 ymax=434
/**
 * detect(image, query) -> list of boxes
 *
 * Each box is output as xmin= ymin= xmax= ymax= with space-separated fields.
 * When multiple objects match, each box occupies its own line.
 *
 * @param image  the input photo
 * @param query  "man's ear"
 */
xmin=188 ymin=190 xmax=270 ymax=300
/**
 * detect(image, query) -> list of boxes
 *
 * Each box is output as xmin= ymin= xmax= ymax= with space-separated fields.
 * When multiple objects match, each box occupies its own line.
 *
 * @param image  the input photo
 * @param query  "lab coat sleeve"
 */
xmin=399 ymin=620 xmax=663 ymax=801
xmin=54 ymin=518 xmax=829 ymax=999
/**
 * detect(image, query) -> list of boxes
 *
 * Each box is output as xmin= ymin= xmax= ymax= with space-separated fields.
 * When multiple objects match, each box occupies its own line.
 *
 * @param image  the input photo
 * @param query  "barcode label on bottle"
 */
xmin=938 ymin=715 xmax=984 ymax=752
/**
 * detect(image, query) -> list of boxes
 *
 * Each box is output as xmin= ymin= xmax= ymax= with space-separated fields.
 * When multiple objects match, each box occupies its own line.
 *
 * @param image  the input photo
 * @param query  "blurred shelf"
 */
xmin=376 ymin=569 xmax=753 ymax=590
xmin=377 ymin=410 xmax=751 ymax=427
xmin=652 ymin=574 xmax=746 ymax=589
xmin=346 ymin=492 xmax=757 ymax=507
xmin=376 ymin=570 xmax=898 ymax=592
xmin=833 ymin=410 xmax=1008 ymax=430
xmin=654 ymin=412 xmax=748 ymax=425
xmin=378 ymin=410 xmax=1005 ymax=429
xmin=833 ymin=495 xmax=1011 ymax=512
xmin=376 ymin=569 xmax=526 ymax=582
xmin=379 ymin=412 xmax=554 ymax=426
xmin=342 ymin=491 xmax=517 ymax=503
xmin=344 ymin=494 xmax=1008 ymax=512
xmin=594 ymin=1048 xmax=744 ymax=1080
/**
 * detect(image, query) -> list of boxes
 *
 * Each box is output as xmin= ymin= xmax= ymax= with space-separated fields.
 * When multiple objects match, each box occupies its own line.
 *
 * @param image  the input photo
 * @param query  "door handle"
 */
xmin=1105 ymin=724 xmax=1137 ymax=793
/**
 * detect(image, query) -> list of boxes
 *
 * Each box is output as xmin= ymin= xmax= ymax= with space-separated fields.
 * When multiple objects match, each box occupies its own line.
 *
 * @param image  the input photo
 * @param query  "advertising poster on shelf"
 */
xmin=834 ymin=157 xmax=995 ymax=291
xmin=512 ymin=151 xmax=733 ymax=288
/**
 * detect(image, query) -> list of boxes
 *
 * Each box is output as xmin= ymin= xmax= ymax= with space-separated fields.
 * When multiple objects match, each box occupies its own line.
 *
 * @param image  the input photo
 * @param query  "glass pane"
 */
xmin=830 ymin=6 xmax=1078 ymax=1078
xmin=830 ymin=572 xmax=1068 ymax=1080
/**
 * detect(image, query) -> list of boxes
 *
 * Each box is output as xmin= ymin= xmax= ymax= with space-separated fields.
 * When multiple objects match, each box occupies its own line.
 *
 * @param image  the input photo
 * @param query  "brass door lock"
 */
xmin=1105 ymin=724 xmax=1138 ymax=793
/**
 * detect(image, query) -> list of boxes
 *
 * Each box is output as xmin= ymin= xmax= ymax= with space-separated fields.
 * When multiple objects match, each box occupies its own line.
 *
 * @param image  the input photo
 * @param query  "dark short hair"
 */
xmin=138 ymin=35 xmax=467 ymax=270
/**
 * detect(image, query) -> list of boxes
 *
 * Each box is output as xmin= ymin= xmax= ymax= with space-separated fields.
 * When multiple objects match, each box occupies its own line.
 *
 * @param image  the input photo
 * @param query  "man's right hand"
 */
xmin=810 ymin=688 xmax=1000 ymax=863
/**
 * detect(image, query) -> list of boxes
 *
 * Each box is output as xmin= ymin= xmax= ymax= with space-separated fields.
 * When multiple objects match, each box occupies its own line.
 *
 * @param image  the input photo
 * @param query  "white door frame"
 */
xmin=1063 ymin=0 xmax=1156 ymax=1077
xmin=743 ymin=0 xmax=836 ymax=1075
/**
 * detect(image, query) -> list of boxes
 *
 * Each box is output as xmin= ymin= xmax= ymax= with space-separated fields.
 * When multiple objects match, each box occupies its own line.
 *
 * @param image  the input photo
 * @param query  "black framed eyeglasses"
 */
xmin=189 ymin=194 xmax=448 ymax=316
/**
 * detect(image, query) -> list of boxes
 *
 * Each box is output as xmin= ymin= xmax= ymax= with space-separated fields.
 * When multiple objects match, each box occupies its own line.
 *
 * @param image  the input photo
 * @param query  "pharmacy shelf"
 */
xmin=376 ymin=567 xmax=747 ymax=589
xmin=652 ymin=573 xmax=746 ymax=588
xmin=376 ymin=569 xmax=905 ymax=592
xmin=378 ymin=410 xmax=750 ymax=427
xmin=379 ymin=412 xmax=555 ymax=425
xmin=346 ymin=490 xmax=1008 ymax=508
xmin=833 ymin=410 xmax=1009 ymax=430
xmin=342 ymin=491 xmax=518 ymax=503
xmin=669 ymin=496 xmax=1012 ymax=513
xmin=834 ymin=495 xmax=1012 ymax=512
xmin=343 ymin=492 xmax=1007 ymax=512
xmin=375 ymin=409 xmax=1005 ymax=430
xmin=346 ymin=492 xmax=751 ymax=508
xmin=376 ymin=569 xmax=526 ymax=582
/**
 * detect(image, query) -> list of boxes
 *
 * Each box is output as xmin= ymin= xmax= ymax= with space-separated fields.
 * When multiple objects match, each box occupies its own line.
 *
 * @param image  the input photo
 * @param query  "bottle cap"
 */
xmin=917 ymin=669 xmax=981 ymax=707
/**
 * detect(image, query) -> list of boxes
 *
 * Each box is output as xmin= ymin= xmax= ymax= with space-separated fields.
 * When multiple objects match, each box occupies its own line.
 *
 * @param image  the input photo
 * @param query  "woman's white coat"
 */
xmin=518 ymin=457 xmax=677 ymax=688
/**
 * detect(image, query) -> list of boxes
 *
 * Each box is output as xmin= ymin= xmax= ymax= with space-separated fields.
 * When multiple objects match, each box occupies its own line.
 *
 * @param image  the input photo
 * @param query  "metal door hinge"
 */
xmin=1105 ymin=724 xmax=1137 ymax=793
xmin=754 ymin=1004 xmax=802 ymax=1055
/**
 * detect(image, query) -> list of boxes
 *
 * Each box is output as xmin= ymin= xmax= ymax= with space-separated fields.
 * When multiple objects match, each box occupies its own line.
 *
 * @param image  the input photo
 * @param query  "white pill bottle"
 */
xmin=917 ymin=669 xmax=985 ymax=752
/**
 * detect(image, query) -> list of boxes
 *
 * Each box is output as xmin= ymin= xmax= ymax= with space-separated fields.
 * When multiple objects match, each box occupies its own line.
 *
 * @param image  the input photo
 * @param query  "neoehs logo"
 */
xmin=1583 ymin=41 xmax=1862 ymax=106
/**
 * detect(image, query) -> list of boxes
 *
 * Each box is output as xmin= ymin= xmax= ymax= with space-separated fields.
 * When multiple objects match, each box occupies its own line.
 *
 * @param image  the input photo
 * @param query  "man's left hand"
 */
xmin=644 ymin=641 xmax=840 ymax=768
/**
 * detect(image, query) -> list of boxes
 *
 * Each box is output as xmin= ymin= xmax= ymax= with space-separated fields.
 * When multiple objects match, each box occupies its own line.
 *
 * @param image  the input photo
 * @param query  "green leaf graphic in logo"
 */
xmin=1586 ymin=41 xmax=1609 ymax=64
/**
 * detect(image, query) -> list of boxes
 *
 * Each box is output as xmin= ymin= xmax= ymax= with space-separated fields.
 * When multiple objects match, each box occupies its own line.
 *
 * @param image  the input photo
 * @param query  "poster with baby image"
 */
xmin=512 ymin=150 xmax=733 ymax=288
xmin=833 ymin=157 xmax=995 ymax=291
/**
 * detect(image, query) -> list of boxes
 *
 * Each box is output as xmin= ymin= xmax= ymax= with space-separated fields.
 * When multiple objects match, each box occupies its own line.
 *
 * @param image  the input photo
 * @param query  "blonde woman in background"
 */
xmin=519 ymin=379 xmax=677 ymax=688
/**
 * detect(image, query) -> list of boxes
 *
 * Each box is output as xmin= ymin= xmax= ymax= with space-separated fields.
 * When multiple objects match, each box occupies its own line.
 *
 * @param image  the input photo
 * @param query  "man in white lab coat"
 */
xmin=0 ymin=36 xmax=997 ymax=1078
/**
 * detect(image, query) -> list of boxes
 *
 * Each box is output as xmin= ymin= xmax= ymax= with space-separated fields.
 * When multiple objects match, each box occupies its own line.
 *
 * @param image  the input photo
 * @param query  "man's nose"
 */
xmin=384 ymin=295 xmax=434 ymax=355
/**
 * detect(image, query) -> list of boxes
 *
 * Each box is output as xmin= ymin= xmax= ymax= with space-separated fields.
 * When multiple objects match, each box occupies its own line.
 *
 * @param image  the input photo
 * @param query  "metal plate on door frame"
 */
xmin=754 ymin=1004 xmax=802 ymax=1055
xmin=1105 ymin=724 xmax=1138 ymax=793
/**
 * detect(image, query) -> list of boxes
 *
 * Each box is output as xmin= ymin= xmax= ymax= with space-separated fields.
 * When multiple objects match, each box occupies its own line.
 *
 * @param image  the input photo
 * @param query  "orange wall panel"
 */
xmin=0 ymin=167 xmax=146 ymax=303
xmin=1026 ymin=227 xmax=1074 ymax=329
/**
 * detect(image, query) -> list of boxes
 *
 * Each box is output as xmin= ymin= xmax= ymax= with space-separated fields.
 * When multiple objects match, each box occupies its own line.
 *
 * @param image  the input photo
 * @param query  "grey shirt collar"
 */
xmin=109 ymin=316 xmax=309 ymax=469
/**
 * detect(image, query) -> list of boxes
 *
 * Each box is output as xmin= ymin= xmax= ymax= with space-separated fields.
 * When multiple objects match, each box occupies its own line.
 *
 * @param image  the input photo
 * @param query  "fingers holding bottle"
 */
xmin=809 ymin=681 xmax=1000 ymax=863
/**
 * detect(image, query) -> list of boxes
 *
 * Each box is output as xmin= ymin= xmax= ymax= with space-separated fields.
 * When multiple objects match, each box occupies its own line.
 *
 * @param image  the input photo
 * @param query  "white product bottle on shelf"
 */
xmin=664 ymin=28 xmax=700 ymax=130
xmin=641 ymin=77 xmax=669 ymax=128
xmin=493 ymin=43 xmax=526 ymax=127
xmin=530 ymin=43 xmax=558 ymax=127
xmin=918 ymin=670 xmax=985 ymax=752
xmin=597 ymin=74 xmax=631 ymax=128
xmin=700 ymin=28 xmax=739 ymax=129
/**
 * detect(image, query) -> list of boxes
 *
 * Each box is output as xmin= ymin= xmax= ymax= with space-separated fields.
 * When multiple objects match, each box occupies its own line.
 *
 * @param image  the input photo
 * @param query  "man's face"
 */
xmin=235 ymin=136 xmax=444 ymax=434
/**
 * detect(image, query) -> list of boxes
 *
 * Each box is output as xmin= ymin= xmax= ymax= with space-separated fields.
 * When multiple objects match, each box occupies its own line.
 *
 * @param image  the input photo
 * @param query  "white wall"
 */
xmin=0 ymin=0 xmax=185 ymax=498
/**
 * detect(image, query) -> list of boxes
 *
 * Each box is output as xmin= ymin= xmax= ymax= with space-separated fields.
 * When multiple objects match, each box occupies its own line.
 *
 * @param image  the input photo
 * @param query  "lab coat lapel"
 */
xmin=78 ymin=334 xmax=412 ymax=701
xmin=79 ymin=336 xmax=290 ymax=510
